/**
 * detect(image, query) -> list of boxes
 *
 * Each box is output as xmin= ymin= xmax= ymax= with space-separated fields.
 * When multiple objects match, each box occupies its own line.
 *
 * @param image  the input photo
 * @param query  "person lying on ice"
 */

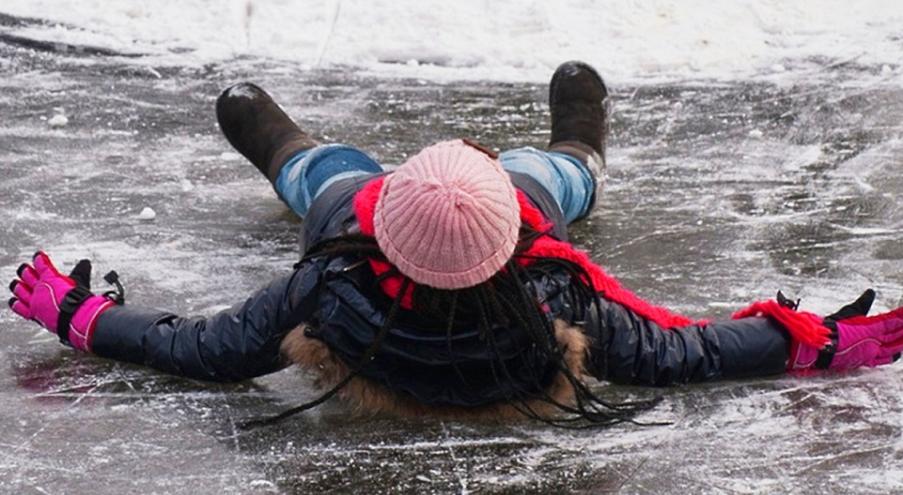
xmin=8 ymin=62 xmax=903 ymax=426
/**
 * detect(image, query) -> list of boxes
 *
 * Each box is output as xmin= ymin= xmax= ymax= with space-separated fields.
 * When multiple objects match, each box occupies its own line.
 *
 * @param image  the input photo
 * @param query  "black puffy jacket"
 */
xmin=91 ymin=172 xmax=790 ymax=404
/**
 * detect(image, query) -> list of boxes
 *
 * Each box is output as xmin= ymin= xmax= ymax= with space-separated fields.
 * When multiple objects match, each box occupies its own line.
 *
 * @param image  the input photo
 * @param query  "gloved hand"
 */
xmin=8 ymin=252 xmax=121 ymax=352
xmin=787 ymin=289 xmax=903 ymax=371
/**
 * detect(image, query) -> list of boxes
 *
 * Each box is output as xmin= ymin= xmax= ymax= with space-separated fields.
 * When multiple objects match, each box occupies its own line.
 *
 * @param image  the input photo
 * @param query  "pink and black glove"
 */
xmin=8 ymin=252 xmax=123 ymax=352
xmin=787 ymin=289 xmax=903 ymax=371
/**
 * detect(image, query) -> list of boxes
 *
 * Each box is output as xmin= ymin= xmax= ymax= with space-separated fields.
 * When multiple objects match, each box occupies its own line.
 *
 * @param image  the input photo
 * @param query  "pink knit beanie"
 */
xmin=373 ymin=139 xmax=521 ymax=289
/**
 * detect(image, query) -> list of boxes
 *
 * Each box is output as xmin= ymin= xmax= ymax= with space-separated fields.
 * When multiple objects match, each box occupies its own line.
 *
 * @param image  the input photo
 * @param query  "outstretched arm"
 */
xmin=586 ymin=297 xmax=789 ymax=385
xmin=583 ymin=291 xmax=903 ymax=386
xmin=9 ymin=252 xmax=325 ymax=383
xmin=92 ymin=264 xmax=324 ymax=382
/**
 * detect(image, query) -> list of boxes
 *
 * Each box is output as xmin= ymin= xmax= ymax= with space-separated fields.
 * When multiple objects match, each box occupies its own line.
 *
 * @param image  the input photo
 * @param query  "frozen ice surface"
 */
xmin=1 ymin=7 xmax=903 ymax=495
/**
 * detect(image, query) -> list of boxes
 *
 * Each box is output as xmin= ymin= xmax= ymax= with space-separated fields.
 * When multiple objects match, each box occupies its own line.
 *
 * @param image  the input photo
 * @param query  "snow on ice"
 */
xmin=0 ymin=0 xmax=901 ymax=84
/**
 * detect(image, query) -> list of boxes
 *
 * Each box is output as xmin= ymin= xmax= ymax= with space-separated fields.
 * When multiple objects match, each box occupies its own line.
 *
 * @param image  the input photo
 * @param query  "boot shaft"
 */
xmin=548 ymin=61 xmax=609 ymax=159
xmin=216 ymin=83 xmax=318 ymax=184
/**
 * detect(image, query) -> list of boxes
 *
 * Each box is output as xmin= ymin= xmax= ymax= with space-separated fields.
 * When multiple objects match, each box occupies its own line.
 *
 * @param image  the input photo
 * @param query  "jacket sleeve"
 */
xmin=583 ymin=298 xmax=790 ymax=386
xmin=90 ymin=259 xmax=324 ymax=382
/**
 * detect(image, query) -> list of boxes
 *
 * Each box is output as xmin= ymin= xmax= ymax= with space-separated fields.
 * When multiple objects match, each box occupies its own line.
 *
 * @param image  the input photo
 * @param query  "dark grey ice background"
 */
xmin=1 ymin=13 xmax=902 ymax=494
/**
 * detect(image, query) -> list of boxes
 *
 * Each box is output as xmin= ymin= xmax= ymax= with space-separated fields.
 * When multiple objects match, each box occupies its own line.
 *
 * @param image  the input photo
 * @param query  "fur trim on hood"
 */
xmin=279 ymin=320 xmax=590 ymax=420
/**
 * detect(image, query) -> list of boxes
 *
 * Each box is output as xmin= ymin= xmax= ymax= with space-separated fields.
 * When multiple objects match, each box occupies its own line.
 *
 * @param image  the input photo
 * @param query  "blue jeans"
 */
xmin=274 ymin=144 xmax=595 ymax=223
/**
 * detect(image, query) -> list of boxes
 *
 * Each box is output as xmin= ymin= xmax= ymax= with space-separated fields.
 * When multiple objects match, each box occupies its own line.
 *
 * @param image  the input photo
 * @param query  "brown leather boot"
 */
xmin=216 ymin=83 xmax=319 ymax=185
xmin=547 ymin=61 xmax=609 ymax=216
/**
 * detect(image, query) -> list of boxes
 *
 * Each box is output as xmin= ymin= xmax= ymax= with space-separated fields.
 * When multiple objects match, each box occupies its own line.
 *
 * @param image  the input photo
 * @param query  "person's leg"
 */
xmin=274 ymin=144 xmax=383 ymax=217
xmin=216 ymin=83 xmax=319 ymax=185
xmin=499 ymin=147 xmax=600 ymax=223
xmin=215 ymin=82 xmax=383 ymax=219
xmin=508 ymin=61 xmax=608 ymax=224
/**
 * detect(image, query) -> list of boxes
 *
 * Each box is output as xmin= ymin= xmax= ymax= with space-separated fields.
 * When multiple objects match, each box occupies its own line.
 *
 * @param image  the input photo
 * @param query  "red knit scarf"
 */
xmin=352 ymin=177 xmax=831 ymax=347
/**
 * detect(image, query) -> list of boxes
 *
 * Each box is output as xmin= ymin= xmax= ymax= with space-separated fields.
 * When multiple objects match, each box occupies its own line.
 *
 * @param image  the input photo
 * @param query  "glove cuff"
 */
xmin=787 ymin=339 xmax=820 ymax=371
xmin=67 ymin=295 xmax=117 ymax=352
